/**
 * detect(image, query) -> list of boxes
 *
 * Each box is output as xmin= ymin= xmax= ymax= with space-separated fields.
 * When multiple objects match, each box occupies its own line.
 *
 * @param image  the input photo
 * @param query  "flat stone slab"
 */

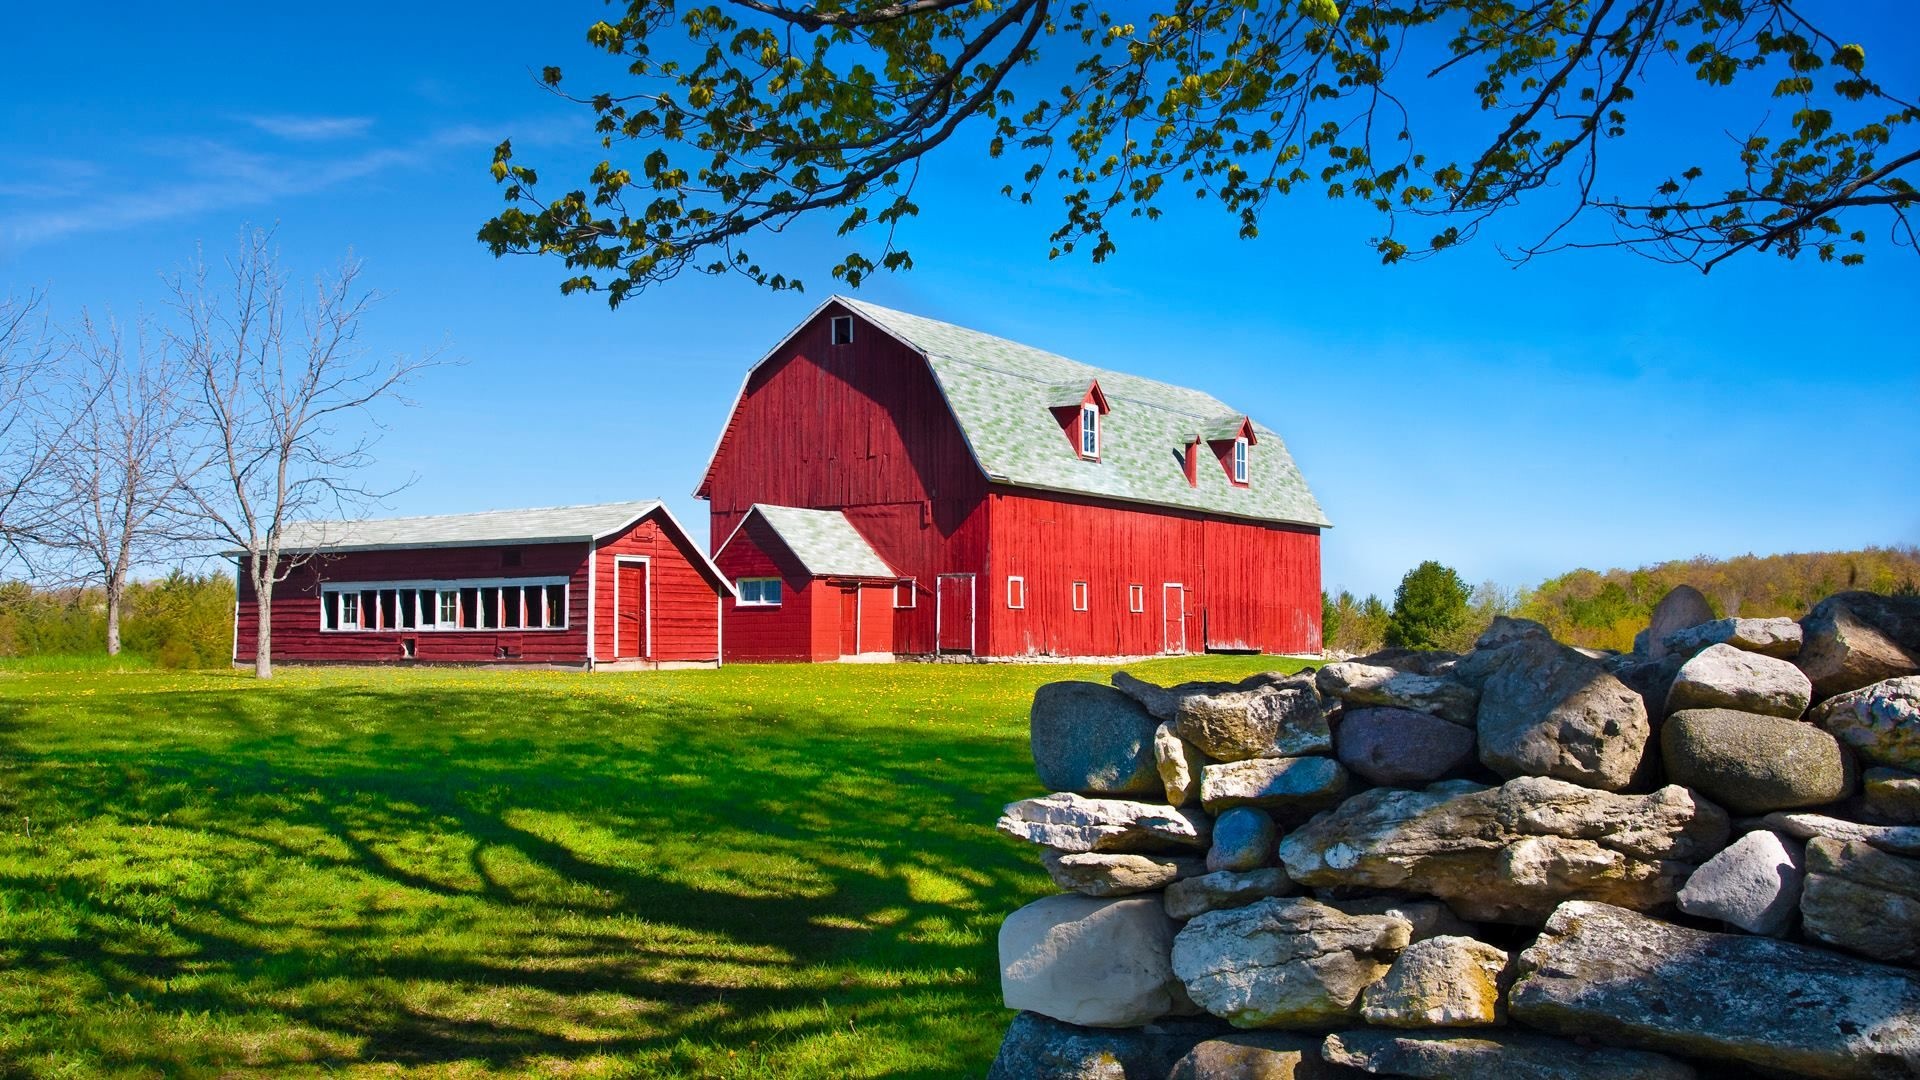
xmin=999 ymin=792 xmax=1212 ymax=853
xmin=1322 ymin=1029 xmax=1697 ymax=1080
xmin=1509 ymin=900 xmax=1920 ymax=1079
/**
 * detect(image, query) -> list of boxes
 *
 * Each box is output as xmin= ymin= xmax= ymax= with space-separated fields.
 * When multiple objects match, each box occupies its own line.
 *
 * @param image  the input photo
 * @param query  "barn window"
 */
xmin=831 ymin=315 xmax=854 ymax=345
xmin=895 ymin=579 xmax=916 ymax=609
xmin=1233 ymin=437 xmax=1249 ymax=484
xmin=1007 ymin=575 xmax=1026 ymax=609
xmin=321 ymin=579 xmax=571 ymax=633
xmin=1129 ymin=584 xmax=1145 ymax=613
xmin=1080 ymin=404 xmax=1099 ymax=457
xmin=737 ymin=577 xmax=782 ymax=606
xmin=1072 ymin=581 xmax=1089 ymax=611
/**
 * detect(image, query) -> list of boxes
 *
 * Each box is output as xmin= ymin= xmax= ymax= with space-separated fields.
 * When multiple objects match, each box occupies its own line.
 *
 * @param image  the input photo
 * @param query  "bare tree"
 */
xmin=172 ymin=229 xmax=436 ymax=678
xmin=35 ymin=312 xmax=198 ymax=655
xmin=0 ymin=292 xmax=64 ymax=567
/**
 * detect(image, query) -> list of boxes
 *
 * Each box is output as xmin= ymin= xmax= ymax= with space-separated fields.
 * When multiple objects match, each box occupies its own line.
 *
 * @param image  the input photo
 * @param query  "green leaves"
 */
xmin=476 ymin=0 xmax=1915 ymax=305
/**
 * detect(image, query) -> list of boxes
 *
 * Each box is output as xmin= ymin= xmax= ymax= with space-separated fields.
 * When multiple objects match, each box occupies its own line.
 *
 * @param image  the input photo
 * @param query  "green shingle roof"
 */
xmin=272 ymin=500 xmax=666 ymax=552
xmin=838 ymin=298 xmax=1330 ymax=529
xmin=734 ymin=504 xmax=898 ymax=579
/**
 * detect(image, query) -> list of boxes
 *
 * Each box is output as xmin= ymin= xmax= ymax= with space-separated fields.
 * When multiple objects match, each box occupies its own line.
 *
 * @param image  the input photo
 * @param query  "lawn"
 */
xmin=0 ymin=656 xmax=1303 ymax=1078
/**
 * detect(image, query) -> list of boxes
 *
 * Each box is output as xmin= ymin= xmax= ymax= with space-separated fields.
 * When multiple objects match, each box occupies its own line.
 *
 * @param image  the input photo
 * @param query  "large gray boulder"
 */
xmin=1031 ymin=681 xmax=1165 ymax=796
xmin=1206 ymin=807 xmax=1276 ymax=873
xmin=1814 ymin=675 xmax=1920 ymax=771
xmin=1170 ymin=897 xmax=1410 ymax=1028
xmin=1509 ymin=900 xmax=1920 ymax=1079
xmin=1357 ymin=935 xmax=1510 ymax=1028
xmin=1321 ymin=1029 xmax=1697 ymax=1080
xmin=1801 ymin=836 xmax=1920 ymax=968
xmin=1662 ymin=616 xmax=1803 ymax=660
xmin=1164 ymin=868 xmax=1297 ymax=921
xmin=1334 ymin=707 xmax=1476 ymax=787
xmin=1674 ymin=827 xmax=1804 ymax=936
xmin=987 ymin=1011 xmax=1210 ymax=1080
xmin=1645 ymin=585 xmax=1715 ymax=661
xmin=1198 ymin=757 xmax=1348 ymax=815
xmin=1278 ymin=777 xmax=1729 ymax=924
xmin=1865 ymin=767 xmax=1920 ymax=824
xmin=1001 ymin=893 xmax=1187 ymax=1027
xmin=1660 ymin=707 xmax=1853 ymax=814
xmin=1762 ymin=810 xmax=1920 ymax=856
xmin=1314 ymin=663 xmax=1478 ymax=726
xmin=1799 ymin=592 xmax=1920 ymax=701
xmin=1663 ymin=643 xmax=1813 ymax=719
xmin=1167 ymin=1032 xmax=1354 ymax=1080
xmin=999 ymin=792 xmax=1212 ymax=853
xmin=1154 ymin=721 xmax=1207 ymax=807
xmin=1042 ymin=850 xmax=1207 ymax=898
xmin=1174 ymin=678 xmax=1333 ymax=762
xmin=1474 ymin=637 xmax=1649 ymax=792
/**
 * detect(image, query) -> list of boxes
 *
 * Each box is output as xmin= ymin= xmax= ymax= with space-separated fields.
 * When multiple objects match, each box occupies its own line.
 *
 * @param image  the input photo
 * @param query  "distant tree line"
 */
xmin=1325 ymin=546 xmax=1920 ymax=656
xmin=0 ymin=228 xmax=436 ymax=675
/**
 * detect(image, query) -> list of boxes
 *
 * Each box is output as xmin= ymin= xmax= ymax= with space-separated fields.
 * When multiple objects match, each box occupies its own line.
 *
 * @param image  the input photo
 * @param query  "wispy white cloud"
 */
xmin=242 ymin=114 xmax=375 ymax=141
xmin=0 ymin=125 xmax=497 ymax=249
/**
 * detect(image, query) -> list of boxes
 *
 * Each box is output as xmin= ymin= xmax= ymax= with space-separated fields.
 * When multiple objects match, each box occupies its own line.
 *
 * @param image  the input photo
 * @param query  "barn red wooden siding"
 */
xmin=699 ymin=301 xmax=990 ymax=657
xmin=699 ymin=302 xmax=1324 ymax=660
xmin=234 ymin=509 xmax=723 ymax=667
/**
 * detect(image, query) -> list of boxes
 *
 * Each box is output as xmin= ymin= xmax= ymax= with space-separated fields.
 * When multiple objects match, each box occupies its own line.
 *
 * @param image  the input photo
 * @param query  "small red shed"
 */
xmin=232 ymin=500 xmax=733 ymax=669
xmin=714 ymin=504 xmax=902 ymax=662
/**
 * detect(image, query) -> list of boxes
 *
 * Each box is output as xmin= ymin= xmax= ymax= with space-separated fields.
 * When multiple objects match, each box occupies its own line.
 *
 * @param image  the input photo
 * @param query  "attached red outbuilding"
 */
xmin=714 ymin=504 xmax=901 ymax=663
xmin=232 ymin=500 xmax=733 ymax=669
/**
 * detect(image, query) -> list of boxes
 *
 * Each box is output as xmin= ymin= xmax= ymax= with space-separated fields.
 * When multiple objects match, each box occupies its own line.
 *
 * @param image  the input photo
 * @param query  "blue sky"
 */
xmin=3 ymin=3 xmax=1915 ymax=600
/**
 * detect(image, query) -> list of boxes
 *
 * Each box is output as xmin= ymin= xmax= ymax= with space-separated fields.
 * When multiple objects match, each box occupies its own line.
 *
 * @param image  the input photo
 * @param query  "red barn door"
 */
xmin=1162 ymin=583 xmax=1186 ymax=654
xmin=937 ymin=573 xmax=974 ymax=654
xmin=616 ymin=558 xmax=649 ymax=659
xmin=839 ymin=586 xmax=860 ymax=656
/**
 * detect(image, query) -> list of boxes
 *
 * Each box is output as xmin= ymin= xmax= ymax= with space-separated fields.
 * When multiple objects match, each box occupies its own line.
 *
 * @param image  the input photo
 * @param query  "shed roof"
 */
xmin=271 ymin=500 xmax=668 ymax=552
xmin=725 ymin=505 xmax=897 ymax=580
xmin=702 ymin=298 xmax=1329 ymax=528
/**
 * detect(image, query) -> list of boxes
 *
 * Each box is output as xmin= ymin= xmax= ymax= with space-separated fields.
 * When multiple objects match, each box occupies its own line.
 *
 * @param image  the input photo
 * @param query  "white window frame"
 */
xmin=1080 ymin=404 xmax=1099 ymax=457
xmin=831 ymin=315 xmax=854 ymax=345
xmin=1072 ymin=581 xmax=1089 ymax=612
xmin=894 ymin=578 xmax=916 ymax=609
xmin=736 ymin=577 xmax=783 ymax=607
xmin=319 ymin=576 xmax=569 ymax=633
xmin=1006 ymin=575 xmax=1026 ymax=610
xmin=1233 ymin=436 xmax=1249 ymax=484
xmin=1129 ymin=584 xmax=1145 ymax=613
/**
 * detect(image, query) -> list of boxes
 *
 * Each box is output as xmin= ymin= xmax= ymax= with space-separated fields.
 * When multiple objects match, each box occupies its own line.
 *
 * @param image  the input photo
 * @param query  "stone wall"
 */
xmin=989 ymin=587 xmax=1920 ymax=1079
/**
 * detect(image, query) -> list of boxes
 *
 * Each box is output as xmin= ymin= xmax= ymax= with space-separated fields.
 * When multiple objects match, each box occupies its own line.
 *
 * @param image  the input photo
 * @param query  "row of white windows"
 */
xmin=321 ymin=579 xmax=569 ymax=632
xmin=1007 ymin=577 xmax=1152 ymax=613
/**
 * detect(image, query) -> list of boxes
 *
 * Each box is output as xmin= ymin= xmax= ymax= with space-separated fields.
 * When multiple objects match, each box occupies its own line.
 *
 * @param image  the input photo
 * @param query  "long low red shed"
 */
xmin=232 ymin=500 xmax=733 ymax=669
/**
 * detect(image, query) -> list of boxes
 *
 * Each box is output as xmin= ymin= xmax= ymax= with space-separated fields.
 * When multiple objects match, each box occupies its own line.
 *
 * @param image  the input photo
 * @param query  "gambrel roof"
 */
xmin=700 ymin=298 xmax=1330 ymax=529
xmin=721 ymin=504 xmax=898 ymax=580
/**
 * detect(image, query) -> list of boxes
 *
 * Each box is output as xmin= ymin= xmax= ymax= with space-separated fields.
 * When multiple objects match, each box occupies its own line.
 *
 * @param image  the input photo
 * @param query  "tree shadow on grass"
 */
xmin=0 ymin=673 xmax=1070 ymax=1077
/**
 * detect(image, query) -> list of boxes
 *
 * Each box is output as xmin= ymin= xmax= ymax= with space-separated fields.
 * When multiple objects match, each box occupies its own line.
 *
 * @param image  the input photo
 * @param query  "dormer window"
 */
xmin=1233 ymin=437 xmax=1249 ymax=484
xmin=1050 ymin=378 xmax=1110 ymax=460
xmin=1080 ymin=404 xmax=1099 ymax=457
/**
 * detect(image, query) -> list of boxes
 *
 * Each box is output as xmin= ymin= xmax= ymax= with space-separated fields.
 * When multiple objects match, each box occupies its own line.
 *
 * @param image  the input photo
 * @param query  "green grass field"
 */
xmin=0 ymin=656 xmax=1302 ymax=1078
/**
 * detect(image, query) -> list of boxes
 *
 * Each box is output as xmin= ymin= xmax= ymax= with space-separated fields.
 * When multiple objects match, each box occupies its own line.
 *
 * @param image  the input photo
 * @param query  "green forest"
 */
xmin=1328 ymin=545 xmax=1920 ymax=656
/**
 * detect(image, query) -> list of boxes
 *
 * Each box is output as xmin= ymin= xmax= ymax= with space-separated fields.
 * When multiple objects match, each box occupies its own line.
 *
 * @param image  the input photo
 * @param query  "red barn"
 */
xmin=232 ymin=500 xmax=732 ymax=669
xmin=701 ymin=299 xmax=1330 ymax=661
